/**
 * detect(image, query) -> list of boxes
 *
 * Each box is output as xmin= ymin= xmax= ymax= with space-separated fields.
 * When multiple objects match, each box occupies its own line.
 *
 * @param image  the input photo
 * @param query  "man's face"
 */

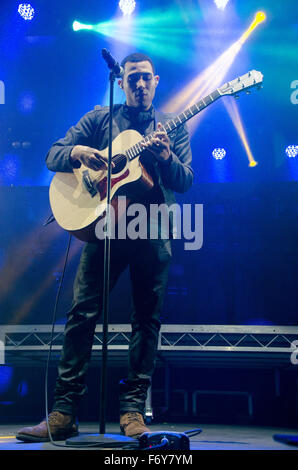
xmin=119 ymin=60 xmax=159 ymax=110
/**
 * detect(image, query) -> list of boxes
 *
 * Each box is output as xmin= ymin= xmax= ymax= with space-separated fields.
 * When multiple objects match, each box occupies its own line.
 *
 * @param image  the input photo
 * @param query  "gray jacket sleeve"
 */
xmin=159 ymin=123 xmax=193 ymax=194
xmin=45 ymin=110 xmax=98 ymax=172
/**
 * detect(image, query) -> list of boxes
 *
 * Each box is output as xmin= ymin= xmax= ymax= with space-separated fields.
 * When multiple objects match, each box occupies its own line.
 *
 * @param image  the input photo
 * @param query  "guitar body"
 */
xmin=49 ymin=129 xmax=154 ymax=242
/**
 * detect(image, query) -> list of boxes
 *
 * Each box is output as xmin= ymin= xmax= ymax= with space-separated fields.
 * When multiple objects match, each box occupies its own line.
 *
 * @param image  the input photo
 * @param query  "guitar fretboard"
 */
xmin=125 ymin=88 xmax=221 ymax=161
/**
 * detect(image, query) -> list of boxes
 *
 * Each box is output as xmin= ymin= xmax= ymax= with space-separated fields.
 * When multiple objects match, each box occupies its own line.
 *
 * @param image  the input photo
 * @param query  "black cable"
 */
xmin=184 ymin=428 xmax=202 ymax=438
xmin=44 ymin=232 xmax=72 ymax=448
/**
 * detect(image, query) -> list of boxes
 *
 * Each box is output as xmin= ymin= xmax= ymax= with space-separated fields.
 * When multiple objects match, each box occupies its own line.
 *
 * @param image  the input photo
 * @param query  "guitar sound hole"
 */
xmin=112 ymin=154 xmax=127 ymax=174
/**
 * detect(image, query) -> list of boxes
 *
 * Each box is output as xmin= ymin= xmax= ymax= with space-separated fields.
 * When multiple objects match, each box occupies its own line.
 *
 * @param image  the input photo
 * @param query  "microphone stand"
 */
xmin=99 ymin=68 xmax=115 ymax=436
xmin=65 ymin=59 xmax=137 ymax=449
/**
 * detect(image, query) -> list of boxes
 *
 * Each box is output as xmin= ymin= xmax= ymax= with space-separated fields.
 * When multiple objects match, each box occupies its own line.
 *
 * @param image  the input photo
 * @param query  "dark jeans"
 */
xmin=52 ymin=236 xmax=172 ymax=417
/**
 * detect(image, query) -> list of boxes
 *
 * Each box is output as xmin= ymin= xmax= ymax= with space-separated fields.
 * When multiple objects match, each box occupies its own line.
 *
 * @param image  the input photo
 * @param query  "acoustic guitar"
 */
xmin=49 ymin=70 xmax=263 ymax=241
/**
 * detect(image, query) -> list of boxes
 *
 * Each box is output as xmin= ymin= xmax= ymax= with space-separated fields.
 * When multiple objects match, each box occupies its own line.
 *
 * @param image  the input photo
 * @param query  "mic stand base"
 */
xmin=65 ymin=433 xmax=139 ymax=449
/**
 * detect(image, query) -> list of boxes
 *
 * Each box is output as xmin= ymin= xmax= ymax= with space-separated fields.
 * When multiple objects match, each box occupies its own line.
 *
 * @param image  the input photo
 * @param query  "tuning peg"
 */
xmin=246 ymin=90 xmax=251 ymax=95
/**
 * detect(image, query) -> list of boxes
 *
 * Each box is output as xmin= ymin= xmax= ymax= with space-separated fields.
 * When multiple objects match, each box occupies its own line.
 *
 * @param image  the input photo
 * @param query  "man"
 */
xmin=17 ymin=52 xmax=193 ymax=442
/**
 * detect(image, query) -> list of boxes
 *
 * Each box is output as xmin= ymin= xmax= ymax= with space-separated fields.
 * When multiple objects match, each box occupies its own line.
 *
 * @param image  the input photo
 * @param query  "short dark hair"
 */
xmin=121 ymin=53 xmax=155 ymax=74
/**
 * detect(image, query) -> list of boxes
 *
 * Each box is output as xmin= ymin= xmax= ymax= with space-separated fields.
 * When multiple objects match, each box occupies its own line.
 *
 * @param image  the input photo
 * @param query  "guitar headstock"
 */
xmin=218 ymin=70 xmax=263 ymax=97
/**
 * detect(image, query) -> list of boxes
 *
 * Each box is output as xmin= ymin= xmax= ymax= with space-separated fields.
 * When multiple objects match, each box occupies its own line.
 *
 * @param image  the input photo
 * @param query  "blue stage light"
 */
xmin=18 ymin=92 xmax=35 ymax=113
xmin=285 ymin=145 xmax=298 ymax=158
xmin=212 ymin=148 xmax=226 ymax=160
xmin=119 ymin=0 xmax=136 ymax=16
xmin=18 ymin=3 xmax=35 ymax=21
xmin=0 ymin=366 xmax=13 ymax=394
xmin=0 ymin=154 xmax=20 ymax=182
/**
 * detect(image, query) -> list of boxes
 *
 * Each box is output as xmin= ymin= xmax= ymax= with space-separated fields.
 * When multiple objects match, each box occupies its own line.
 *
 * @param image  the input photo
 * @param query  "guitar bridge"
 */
xmin=82 ymin=170 xmax=97 ymax=197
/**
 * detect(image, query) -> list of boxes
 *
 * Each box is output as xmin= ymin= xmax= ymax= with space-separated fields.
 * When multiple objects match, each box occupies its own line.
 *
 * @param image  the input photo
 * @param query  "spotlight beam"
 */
xmin=224 ymin=99 xmax=258 ymax=167
xmin=163 ymin=11 xmax=266 ymax=115
xmin=11 ymin=240 xmax=82 ymax=325
xmin=161 ymin=12 xmax=266 ymax=167
xmin=238 ymin=11 xmax=266 ymax=45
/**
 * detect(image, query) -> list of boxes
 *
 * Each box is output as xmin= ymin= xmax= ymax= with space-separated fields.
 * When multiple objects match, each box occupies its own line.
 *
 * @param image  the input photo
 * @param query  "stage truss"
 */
xmin=1 ymin=324 xmax=298 ymax=369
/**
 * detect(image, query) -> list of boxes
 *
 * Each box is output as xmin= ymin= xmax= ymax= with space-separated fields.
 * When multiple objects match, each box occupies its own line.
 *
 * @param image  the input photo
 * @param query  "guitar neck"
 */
xmin=163 ymin=88 xmax=221 ymax=135
xmin=125 ymin=88 xmax=221 ymax=161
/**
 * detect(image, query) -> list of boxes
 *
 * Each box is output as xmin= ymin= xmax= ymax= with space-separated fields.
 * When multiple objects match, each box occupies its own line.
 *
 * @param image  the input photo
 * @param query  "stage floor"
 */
xmin=0 ymin=422 xmax=297 ymax=451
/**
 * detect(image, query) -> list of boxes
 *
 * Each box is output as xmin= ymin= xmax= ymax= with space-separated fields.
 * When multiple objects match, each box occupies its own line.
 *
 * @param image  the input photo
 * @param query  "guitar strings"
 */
xmin=91 ymin=124 xmax=171 ymax=185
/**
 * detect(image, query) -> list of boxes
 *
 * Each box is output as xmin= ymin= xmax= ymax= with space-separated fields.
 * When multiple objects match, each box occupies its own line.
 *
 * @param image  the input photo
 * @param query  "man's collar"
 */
xmin=122 ymin=103 xmax=155 ymax=123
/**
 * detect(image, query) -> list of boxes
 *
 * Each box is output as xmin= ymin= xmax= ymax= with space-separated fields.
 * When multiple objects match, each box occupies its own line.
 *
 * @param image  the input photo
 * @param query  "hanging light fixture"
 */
xmin=119 ymin=0 xmax=136 ymax=16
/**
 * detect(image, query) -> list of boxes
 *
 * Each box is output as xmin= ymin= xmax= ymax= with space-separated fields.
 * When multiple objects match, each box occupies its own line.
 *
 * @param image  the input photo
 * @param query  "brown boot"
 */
xmin=16 ymin=411 xmax=78 ymax=442
xmin=120 ymin=412 xmax=150 ymax=438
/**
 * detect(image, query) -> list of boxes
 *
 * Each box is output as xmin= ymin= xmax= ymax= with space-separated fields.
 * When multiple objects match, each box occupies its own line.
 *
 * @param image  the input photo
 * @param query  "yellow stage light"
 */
xmin=224 ymin=98 xmax=258 ymax=167
xmin=255 ymin=11 xmax=266 ymax=23
xmin=239 ymin=11 xmax=266 ymax=44
xmin=12 ymin=240 xmax=82 ymax=324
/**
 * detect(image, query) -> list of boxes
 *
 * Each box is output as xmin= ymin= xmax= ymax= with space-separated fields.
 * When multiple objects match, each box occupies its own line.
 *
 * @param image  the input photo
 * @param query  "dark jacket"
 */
xmin=46 ymin=104 xmax=193 ymax=235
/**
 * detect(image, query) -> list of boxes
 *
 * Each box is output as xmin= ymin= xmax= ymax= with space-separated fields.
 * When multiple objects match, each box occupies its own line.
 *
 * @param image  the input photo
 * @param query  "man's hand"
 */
xmin=70 ymin=145 xmax=111 ymax=171
xmin=141 ymin=122 xmax=171 ymax=163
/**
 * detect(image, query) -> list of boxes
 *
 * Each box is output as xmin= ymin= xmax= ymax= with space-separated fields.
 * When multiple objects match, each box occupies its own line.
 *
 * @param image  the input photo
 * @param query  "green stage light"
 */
xmin=72 ymin=20 xmax=93 ymax=32
xmin=71 ymin=7 xmax=202 ymax=62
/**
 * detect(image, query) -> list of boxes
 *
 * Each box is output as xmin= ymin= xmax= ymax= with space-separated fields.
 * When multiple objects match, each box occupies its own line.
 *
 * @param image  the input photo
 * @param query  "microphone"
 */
xmin=101 ymin=49 xmax=124 ymax=77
